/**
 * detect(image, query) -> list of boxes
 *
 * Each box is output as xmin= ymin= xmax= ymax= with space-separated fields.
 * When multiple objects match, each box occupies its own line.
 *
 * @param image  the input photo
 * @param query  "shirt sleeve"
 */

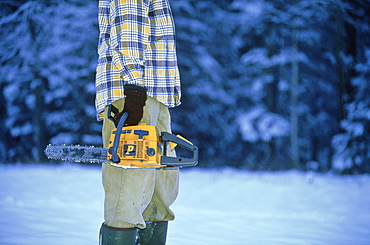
xmin=109 ymin=0 xmax=149 ymax=87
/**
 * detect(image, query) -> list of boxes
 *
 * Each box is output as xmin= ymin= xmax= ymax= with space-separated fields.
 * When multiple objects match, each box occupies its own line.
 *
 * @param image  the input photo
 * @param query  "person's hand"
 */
xmin=114 ymin=84 xmax=147 ymax=126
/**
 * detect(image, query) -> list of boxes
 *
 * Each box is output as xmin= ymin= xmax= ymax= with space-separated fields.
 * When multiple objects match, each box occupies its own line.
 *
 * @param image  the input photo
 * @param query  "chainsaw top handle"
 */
xmin=110 ymin=111 xmax=128 ymax=163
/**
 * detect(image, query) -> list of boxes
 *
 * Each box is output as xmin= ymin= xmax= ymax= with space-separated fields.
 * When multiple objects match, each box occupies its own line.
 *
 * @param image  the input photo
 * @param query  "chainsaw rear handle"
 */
xmin=160 ymin=132 xmax=199 ymax=167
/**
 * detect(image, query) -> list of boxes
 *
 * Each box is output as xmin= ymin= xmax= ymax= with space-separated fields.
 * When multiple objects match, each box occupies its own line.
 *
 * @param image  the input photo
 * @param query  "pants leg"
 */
xmin=102 ymin=97 xmax=179 ymax=229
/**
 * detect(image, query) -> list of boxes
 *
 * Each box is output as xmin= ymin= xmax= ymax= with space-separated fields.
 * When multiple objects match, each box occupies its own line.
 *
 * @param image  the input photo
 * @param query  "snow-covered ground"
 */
xmin=0 ymin=163 xmax=369 ymax=245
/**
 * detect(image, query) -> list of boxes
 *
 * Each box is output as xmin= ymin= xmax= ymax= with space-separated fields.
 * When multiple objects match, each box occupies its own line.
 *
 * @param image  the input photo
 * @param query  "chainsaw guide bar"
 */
xmin=45 ymin=144 xmax=110 ymax=164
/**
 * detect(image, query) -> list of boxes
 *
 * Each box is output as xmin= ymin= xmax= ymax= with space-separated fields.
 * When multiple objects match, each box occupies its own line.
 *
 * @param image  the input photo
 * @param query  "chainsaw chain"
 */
xmin=44 ymin=144 xmax=108 ymax=164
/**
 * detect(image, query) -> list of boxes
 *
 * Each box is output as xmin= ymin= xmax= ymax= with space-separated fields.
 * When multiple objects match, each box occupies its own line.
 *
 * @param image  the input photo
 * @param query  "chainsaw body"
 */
xmin=107 ymin=123 xmax=163 ymax=168
xmin=107 ymin=110 xmax=198 ymax=168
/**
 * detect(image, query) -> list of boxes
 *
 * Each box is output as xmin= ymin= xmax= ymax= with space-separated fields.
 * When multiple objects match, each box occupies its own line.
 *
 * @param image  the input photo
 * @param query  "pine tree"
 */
xmin=0 ymin=1 xmax=99 ymax=162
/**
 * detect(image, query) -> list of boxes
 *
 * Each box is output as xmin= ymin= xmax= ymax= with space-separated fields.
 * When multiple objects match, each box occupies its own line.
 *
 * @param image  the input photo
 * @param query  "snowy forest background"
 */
xmin=0 ymin=0 xmax=369 ymax=174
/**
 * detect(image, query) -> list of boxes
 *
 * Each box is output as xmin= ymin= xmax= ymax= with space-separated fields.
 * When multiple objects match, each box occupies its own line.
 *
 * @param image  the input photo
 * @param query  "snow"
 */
xmin=1 ymin=164 xmax=370 ymax=245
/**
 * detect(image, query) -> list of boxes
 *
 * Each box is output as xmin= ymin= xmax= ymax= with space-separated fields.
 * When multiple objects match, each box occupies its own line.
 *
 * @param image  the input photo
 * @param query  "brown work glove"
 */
xmin=114 ymin=84 xmax=147 ymax=126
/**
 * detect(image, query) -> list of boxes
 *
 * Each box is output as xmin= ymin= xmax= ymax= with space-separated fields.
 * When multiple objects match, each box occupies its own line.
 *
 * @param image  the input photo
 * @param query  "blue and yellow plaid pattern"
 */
xmin=96 ymin=0 xmax=181 ymax=120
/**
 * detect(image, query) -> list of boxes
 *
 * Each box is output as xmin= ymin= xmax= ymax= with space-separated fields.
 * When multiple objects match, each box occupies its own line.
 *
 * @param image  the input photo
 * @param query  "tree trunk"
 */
xmin=290 ymin=27 xmax=299 ymax=169
xmin=33 ymin=78 xmax=47 ymax=163
xmin=263 ymin=23 xmax=280 ymax=170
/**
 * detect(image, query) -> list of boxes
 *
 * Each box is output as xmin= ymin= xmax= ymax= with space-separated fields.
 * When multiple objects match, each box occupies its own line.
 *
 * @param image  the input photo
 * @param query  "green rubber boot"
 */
xmin=99 ymin=223 xmax=137 ymax=245
xmin=136 ymin=221 xmax=168 ymax=245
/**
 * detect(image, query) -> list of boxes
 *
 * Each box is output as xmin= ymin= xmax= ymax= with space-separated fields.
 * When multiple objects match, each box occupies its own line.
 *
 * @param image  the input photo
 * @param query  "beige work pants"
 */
xmin=102 ymin=96 xmax=179 ymax=229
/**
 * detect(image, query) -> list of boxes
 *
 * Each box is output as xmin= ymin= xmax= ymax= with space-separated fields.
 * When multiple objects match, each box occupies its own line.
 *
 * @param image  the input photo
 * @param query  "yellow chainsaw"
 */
xmin=45 ymin=111 xmax=198 ymax=168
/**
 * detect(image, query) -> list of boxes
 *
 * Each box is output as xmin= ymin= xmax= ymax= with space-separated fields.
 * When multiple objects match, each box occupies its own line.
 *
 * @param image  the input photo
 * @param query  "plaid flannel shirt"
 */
xmin=95 ymin=0 xmax=181 ymax=120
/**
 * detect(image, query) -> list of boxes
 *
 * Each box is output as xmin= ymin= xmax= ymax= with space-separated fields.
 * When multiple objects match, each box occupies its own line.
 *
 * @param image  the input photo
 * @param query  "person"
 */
xmin=95 ymin=0 xmax=181 ymax=244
